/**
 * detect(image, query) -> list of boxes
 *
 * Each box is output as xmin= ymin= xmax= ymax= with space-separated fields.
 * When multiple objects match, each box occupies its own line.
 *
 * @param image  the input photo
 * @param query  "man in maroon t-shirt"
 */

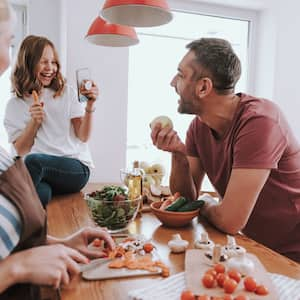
xmin=151 ymin=38 xmax=300 ymax=262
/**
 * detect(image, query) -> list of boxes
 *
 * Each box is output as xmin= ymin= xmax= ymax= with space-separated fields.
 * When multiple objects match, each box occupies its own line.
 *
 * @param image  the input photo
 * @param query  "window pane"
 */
xmin=127 ymin=11 xmax=250 ymax=190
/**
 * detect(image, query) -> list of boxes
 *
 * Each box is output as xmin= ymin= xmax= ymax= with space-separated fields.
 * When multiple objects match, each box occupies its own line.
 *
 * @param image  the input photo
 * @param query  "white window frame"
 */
xmin=11 ymin=3 xmax=27 ymax=56
xmin=168 ymin=0 xmax=259 ymax=94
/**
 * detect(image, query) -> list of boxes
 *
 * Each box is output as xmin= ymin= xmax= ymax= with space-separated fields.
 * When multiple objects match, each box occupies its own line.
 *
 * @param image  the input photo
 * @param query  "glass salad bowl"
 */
xmin=85 ymin=185 xmax=141 ymax=233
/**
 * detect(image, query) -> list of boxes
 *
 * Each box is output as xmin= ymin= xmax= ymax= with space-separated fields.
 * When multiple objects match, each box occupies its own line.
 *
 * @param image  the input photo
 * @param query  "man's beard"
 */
xmin=177 ymin=97 xmax=194 ymax=115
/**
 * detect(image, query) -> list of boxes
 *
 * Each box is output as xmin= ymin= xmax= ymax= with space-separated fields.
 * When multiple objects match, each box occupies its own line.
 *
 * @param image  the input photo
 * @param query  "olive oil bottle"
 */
xmin=127 ymin=161 xmax=143 ymax=212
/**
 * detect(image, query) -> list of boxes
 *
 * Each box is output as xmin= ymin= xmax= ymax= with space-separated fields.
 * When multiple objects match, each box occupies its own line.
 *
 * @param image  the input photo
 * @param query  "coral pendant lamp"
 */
xmin=85 ymin=16 xmax=139 ymax=47
xmin=101 ymin=0 xmax=173 ymax=27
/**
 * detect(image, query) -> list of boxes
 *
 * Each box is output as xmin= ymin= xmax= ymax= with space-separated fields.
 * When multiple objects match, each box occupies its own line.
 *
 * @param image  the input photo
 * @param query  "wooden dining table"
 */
xmin=45 ymin=183 xmax=300 ymax=300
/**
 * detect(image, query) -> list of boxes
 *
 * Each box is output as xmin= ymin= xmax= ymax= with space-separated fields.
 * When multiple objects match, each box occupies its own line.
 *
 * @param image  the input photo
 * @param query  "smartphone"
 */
xmin=76 ymin=68 xmax=91 ymax=102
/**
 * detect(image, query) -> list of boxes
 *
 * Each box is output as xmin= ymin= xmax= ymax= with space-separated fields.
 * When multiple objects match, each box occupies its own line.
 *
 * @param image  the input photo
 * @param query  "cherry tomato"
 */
xmin=234 ymin=295 xmax=250 ymax=300
xmin=243 ymin=276 xmax=257 ymax=292
xmin=205 ymin=268 xmax=217 ymax=279
xmin=180 ymin=290 xmax=195 ymax=300
xmin=223 ymin=278 xmax=238 ymax=294
xmin=143 ymin=243 xmax=154 ymax=253
xmin=202 ymin=273 xmax=216 ymax=288
xmin=223 ymin=295 xmax=233 ymax=300
xmin=92 ymin=238 xmax=102 ymax=247
xmin=197 ymin=295 xmax=210 ymax=300
xmin=255 ymin=285 xmax=269 ymax=295
xmin=216 ymin=273 xmax=228 ymax=288
xmin=227 ymin=269 xmax=241 ymax=283
xmin=214 ymin=263 xmax=226 ymax=274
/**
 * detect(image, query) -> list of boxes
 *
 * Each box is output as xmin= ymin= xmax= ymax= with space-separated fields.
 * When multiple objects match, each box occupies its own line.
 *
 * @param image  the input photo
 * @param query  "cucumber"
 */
xmin=177 ymin=199 xmax=205 ymax=212
xmin=165 ymin=196 xmax=188 ymax=211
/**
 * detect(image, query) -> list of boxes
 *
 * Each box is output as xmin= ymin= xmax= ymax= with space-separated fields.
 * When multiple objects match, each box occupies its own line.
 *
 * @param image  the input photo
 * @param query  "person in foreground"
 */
xmin=4 ymin=34 xmax=98 ymax=207
xmin=151 ymin=37 xmax=300 ymax=262
xmin=0 ymin=2 xmax=115 ymax=299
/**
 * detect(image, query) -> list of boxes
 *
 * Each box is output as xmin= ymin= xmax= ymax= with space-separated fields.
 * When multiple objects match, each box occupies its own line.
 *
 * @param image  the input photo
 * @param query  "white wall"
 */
xmin=253 ymin=1 xmax=300 ymax=141
xmin=271 ymin=1 xmax=300 ymax=141
xmin=64 ymin=0 xmax=129 ymax=183
xmin=27 ymin=0 xmax=61 ymax=55
xmin=252 ymin=8 xmax=276 ymax=100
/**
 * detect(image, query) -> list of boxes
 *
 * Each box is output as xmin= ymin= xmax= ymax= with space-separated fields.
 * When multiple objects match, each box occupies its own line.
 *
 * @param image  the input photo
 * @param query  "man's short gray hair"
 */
xmin=186 ymin=38 xmax=241 ymax=94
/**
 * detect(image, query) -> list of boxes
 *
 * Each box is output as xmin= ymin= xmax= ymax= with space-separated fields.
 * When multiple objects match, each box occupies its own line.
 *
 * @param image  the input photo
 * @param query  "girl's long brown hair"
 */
xmin=11 ymin=35 xmax=65 ymax=98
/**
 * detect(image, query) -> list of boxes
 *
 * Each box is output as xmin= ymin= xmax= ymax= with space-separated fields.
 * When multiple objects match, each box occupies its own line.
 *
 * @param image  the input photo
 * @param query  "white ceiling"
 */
xmin=192 ymin=0 xmax=272 ymax=10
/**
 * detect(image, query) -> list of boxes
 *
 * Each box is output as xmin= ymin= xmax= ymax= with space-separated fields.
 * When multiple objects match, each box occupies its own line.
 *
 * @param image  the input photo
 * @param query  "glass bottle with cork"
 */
xmin=127 ymin=161 xmax=144 ymax=213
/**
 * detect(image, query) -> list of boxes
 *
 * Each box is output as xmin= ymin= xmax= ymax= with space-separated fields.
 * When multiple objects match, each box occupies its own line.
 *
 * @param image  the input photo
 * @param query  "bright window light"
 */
xmin=127 ymin=11 xmax=250 ymax=190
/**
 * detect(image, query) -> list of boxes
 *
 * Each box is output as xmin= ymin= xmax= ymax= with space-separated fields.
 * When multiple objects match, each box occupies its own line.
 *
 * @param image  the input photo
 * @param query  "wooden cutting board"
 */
xmin=82 ymin=253 xmax=162 ymax=280
xmin=185 ymin=249 xmax=279 ymax=299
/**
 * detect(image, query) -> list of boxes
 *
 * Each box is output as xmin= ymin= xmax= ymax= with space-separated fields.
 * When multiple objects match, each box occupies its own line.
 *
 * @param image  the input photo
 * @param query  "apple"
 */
xmin=150 ymin=116 xmax=173 ymax=130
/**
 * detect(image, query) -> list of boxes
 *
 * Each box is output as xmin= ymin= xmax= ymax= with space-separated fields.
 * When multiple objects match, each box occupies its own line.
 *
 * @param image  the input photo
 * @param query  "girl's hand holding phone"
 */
xmin=80 ymin=80 xmax=99 ymax=102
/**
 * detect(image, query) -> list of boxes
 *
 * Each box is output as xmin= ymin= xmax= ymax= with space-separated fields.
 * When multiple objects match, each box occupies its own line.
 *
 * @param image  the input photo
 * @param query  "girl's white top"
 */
xmin=4 ymin=85 xmax=94 ymax=168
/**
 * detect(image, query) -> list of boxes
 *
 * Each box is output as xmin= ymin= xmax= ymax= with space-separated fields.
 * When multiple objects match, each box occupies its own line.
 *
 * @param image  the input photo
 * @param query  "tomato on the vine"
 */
xmin=202 ymin=273 xmax=216 ymax=288
xmin=143 ymin=243 xmax=154 ymax=253
xmin=223 ymin=278 xmax=238 ymax=294
xmin=216 ymin=273 xmax=228 ymax=288
xmin=227 ymin=269 xmax=241 ymax=283
xmin=243 ymin=276 xmax=257 ymax=292
xmin=180 ymin=290 xmax=195 ymax=300
xmin=205 ymin=268 xmax=217 ymax=279
xmin=214 ymin=263 xmax=226 ymax=274
xmin=255 ymin=285 xmax=269 ymax=295
xmin=197 ymin=295 xmax=210 ymax=300
xmin=234 ymin=295 xmax=250 ymax=300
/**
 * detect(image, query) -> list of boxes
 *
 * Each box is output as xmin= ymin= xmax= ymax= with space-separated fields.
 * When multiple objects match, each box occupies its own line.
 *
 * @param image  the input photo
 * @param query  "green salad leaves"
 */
xmin=86 ymin=185 xmax=139 ymax=231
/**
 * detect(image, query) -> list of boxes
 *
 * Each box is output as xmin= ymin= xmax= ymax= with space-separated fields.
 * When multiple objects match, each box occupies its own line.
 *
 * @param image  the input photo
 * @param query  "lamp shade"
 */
xmin=85 ymin=16 xmax=139 ymax=47
xmin=101 ymin=0 xmax=173 ymax=27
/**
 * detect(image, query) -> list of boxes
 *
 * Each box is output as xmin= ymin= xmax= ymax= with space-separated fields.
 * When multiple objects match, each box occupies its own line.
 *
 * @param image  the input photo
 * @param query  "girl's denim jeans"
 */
xmin=25 ymin=153 xmax=90 ymax=207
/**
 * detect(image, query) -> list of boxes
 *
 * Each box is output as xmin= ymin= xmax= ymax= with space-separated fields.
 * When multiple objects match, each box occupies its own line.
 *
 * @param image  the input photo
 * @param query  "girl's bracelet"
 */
xmin=85 ymin=107 xmax=96 ymax=113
